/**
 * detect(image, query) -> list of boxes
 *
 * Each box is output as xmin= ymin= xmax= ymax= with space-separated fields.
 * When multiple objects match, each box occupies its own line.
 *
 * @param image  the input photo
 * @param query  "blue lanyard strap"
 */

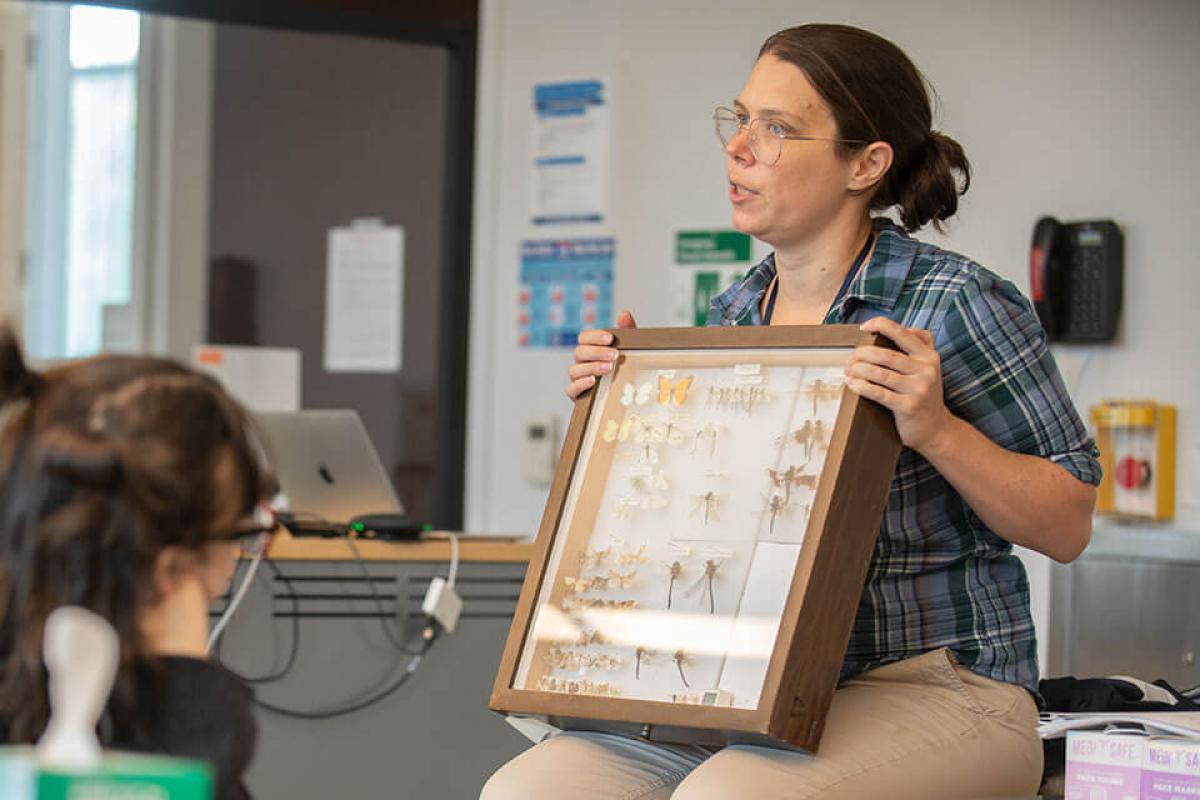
xmin=762 ymin=232 xmax=875 ymax=325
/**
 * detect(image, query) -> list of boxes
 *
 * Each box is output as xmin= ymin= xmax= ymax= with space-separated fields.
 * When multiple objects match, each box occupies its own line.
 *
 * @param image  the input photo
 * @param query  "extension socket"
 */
xmin=421 ymin=577 xmax=462 ymax=633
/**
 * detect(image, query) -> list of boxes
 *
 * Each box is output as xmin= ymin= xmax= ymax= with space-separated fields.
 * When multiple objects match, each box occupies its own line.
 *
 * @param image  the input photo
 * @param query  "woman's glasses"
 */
xmin=712 ymin=106 xmax=866 ymax=166
xmin=214 ymin=502 xmax=278 ymax=558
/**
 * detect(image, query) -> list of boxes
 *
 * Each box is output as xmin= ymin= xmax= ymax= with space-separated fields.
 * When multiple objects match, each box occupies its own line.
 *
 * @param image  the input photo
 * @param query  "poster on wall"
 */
xmin=324 ymin=220 xmax=404 ymax=372
xmin=530 ymin=80 xmax=609 ymax=225
xmin=519 ymin=237 xmax=613 ymax=348
xmin=670 ymin=230 xmax=754 ymax=326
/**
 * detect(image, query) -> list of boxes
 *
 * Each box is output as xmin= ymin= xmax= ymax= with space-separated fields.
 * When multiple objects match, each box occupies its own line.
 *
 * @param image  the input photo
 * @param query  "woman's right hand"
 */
xmin=566 ymin=310 xmax=637 ymax=400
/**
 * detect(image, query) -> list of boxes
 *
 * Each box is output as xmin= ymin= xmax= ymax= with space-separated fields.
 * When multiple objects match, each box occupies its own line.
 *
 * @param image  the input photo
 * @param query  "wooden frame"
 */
xmin=490 ymin=325 xmax=901 ymax=752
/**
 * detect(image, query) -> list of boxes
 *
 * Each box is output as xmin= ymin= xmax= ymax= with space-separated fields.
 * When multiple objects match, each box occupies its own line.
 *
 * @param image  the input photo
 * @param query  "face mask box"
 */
xmin=0 ymin=747 xmax=213 ymax=799
xmin=1143 ymin=738 xmax=1200 ymax=800
xmin=1065 ymin=730 xmax=1145 ymax=800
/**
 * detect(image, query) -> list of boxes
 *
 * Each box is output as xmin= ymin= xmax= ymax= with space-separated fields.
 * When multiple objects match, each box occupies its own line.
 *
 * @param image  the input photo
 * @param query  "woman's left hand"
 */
xmin=844 ymin=317 xmax=954 ymax=454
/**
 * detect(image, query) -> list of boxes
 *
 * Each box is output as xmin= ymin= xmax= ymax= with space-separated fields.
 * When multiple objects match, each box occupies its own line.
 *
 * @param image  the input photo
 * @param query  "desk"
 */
xmin=219 ymin=531 xmax=535 ymax=799
xmin=265 ymin=527 xmax=537 ymax=563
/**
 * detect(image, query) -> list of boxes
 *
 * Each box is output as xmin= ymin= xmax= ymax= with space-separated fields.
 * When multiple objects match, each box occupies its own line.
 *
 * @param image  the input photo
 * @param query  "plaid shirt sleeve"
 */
xmin=937 ymin=270 xmax=1102 ymax=486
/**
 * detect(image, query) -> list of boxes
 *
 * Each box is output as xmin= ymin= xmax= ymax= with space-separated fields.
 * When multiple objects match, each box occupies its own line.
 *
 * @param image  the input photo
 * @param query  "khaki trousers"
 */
xmin=481 ymin=648 xmax=1042 ymax=800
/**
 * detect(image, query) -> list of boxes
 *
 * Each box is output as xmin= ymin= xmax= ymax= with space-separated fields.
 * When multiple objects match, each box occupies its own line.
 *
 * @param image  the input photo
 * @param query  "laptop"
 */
xmin=255 ymin=410 xmax=403 ymax=535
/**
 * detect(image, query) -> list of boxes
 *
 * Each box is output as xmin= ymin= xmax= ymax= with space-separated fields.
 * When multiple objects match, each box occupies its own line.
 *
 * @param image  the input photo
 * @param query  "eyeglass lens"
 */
xmin=713 ymin=110 xmax=781 ymax=166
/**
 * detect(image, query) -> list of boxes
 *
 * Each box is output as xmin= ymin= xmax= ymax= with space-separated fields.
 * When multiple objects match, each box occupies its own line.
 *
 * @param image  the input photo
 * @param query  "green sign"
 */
xmin=692 ymin=272 xmax=720 ymax=326
xmin=675 ymin=231 xmax=751 ymax=264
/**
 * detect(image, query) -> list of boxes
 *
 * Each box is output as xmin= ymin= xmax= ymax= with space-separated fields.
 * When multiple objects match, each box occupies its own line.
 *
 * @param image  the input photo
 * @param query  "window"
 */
xmin=25 ymin=4 xmax=140 ymax=359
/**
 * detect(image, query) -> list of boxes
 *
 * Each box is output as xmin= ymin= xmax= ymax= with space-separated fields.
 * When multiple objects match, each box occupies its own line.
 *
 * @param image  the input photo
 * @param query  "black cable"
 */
xmin=214 ymin=559 xmax=301 ymax=684
xmin=343 ymin=535 xmax=424 ymax=655
xmin=251 ymin=622 xmax=440 ymax=720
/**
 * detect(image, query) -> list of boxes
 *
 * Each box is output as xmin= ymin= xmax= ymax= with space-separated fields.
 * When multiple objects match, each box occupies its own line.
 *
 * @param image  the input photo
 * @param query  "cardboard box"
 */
xmin=1143 ymin=738 xmax=1200 ymax=800
xmin=1066 ymin=730 xmax=1145 ymax=800
xmin=0 ymin=747 xmax=212 ymax=799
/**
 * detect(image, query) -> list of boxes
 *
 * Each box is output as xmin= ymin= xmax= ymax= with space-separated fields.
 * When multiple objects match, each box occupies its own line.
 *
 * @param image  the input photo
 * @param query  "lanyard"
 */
xmin=762 ymin=233 xmax=875 ymax=325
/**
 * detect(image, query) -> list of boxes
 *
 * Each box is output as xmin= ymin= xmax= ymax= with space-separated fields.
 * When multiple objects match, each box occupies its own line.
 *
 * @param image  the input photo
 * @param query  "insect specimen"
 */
xmin=657 ymin=375 xmax=695 ymax=407
xmin=673 ymin=650 xmax=692 ymax=688
xmin=576 ymin=629 xmax=607 ymax=646
xmin=765 ymin=494 xmax=788 ymax=534
xmin=578 ymin=546 xmax=613 ymax=569
xmin=634 ymin=646 xmax=656 ymax=680
xmin=602 ymin=415 xmax=636 ymax=443
xmin=804 ymin=378 xmax=843 ymax=415
xmin=689 ymin=491 xmax=722 ymax=524
xmin=630 ymin=470 xmax=669 ymax=493
xmin=692 ymin=424 xmax=721 ymax=457
xmin=621 ymin=381 xmax=653 ymax=407
xmin=767 ymin=465 xmax=820 ymax=502
xmin=545 ymin=648 xmax=623 ymax=672
xmin=616 ymin=545 xmax=648 ymax=566
xmin=684 ymin=559 xmax=722 ymax=614
xmin=665 ymin=560 xmax=685 ymax=609
xmin=538 ymin=676 xmax=620 ymax=696
xmin=637 ymin=443 xmax=659 ymax=466
xmin=561 ymin=597 xmax=639 ymax=612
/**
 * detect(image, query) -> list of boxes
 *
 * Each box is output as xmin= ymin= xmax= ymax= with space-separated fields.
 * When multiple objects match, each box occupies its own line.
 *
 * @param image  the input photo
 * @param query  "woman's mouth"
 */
xmin=729 ymin=182 xmax=758 ymax=203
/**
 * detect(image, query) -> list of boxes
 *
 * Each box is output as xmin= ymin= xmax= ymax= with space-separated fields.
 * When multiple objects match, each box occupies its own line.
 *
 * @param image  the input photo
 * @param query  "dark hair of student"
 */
xmin=759 ymin=23 xmax=971 ymax=232
xmin=0 ymin=323 xmax=272 ymax=744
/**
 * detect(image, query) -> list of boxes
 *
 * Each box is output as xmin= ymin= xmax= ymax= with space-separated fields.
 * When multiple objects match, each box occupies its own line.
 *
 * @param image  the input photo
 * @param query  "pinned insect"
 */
xmin=630 ymin=469 xmax=670 ymax=493
xmin=684 ymin=559 xmax=722 ymax=614
xmin=673 ymin=650 xmax=692 ymax=688
xmin=637 ymin=443 xmax=659 ymax=466
xmin=634 ymin=646 xmax=656 ymax=680
xmin=578 ymin=546 xmax=613 ymax=569
xmin=616 ymin=545 xmax=648 ymax=567
xmin=657 ymin=375 xmax=695 ymax=407
xmin=692 ymin=424 xmax=721 ymax=457
xmin=765 ymin=494 xmax=788 ymax=534
xmin=665 ymin=560 xmax=685 ymax=609
xmin=689 ymin=491 xmax=722 ymax=525
xmin=602 ymin=415 xmax=636 ymax=443
xmin=576 ymin=629 xmax=607 ymax=646
xmin=621 ymin=380 xmax=653 ymax=408
xmin=804 ymin=378 xmax=843 ymax=415
xmin=767 ymin=465 xmax=820 ymax=503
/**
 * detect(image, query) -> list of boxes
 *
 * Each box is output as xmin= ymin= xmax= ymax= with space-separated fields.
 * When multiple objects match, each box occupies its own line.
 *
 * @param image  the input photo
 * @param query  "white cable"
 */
xmin=424 ymin=531 xmax=460 ymax=587
xmin=207 ymin=548 xmax=264 ymax=652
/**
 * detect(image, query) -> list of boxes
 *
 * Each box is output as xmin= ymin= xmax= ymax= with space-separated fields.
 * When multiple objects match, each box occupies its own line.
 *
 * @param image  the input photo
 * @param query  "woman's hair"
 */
xmin=0 ymin=323 xmax=273 ymax=743
xmin=759 ymin=24 xmax=971 ymax=232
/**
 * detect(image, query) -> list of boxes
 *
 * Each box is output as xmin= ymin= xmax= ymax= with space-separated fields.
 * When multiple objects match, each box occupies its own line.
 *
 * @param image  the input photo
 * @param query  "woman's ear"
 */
xmin=149 ymin=546 xmax=195 ymax=599
xmin=848 ymin=141 xmax=894 ymax=195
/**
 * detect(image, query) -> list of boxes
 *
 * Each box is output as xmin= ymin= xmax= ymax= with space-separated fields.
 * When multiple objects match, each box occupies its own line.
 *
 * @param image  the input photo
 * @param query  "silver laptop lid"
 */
xmin=255 ymin=410 xmax=403 ymax=524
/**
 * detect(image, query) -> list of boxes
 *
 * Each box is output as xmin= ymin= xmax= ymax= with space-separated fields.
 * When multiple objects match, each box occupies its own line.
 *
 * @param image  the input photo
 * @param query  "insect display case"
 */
xmin=490 ymin=326 xmax=901 ymax=752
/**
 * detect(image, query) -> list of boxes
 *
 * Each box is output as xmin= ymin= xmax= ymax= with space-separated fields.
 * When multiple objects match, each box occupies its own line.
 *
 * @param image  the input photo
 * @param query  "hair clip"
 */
xmin=621 ymin=381 xmax=653 ymax=408
xmin=689 ymin=491 xmax=722 ymax=525
xmin=805 ymin=378 xmax=843 ymax=416
xmin=673 ymin=650 xmax=692 ymax=688
xmin=634 ymin=646 xmax=656 ymax=680
xmin=657 ymin=375 xmax=694 ymax=407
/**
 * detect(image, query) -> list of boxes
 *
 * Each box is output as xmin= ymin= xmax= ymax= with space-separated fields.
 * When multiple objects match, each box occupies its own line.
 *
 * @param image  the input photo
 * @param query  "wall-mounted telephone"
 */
xmin=1029 ymin=216 xmax=1123 ymax=342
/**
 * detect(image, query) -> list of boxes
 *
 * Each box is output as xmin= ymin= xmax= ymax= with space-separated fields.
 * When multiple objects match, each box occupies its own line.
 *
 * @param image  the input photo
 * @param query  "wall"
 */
xmin=466 ymin=0 xmax=1200 ymax=667
xmin=0 ymin=4 xmax=28 ymax=330
xmin=208 ymin=24 xmax=448 ymax=517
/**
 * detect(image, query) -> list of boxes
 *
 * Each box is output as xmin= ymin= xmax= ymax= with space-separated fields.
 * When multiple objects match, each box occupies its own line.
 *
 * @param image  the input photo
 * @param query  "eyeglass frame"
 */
xmin=712 ymin=106 xmax=869 ymax=166
xmin=212 ymin=502 xmax=278 ymax=558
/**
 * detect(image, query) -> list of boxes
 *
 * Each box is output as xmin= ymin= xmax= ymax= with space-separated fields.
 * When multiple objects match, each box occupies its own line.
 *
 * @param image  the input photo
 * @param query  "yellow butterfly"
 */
xmin=602 ymin=415 xmax=636 ymax=443
xmin=657 ymin=375 xmax=695 ymax=406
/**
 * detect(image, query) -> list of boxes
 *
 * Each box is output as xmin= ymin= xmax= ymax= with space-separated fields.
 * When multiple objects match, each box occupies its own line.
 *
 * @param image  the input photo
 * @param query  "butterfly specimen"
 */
xmin=637 ymin=443 xmax=659 ymax=466
xmin=621 ymin=381 xmax=654 ymax=407
xmin=657 ymin=375 xmax=695 ymax=407
xmin=804 ymin=378 xmax=843 ymax=415
xmin=630 ymin=469 xmax=670 ymax=493
xmin=616 ymin=545 xmax=648 ymax=566
xmin=576 ymin=629 xmax=607 ymax=646
xmin=578 ymin=546 xmax=613 ymax=569
xmin=689 ymin=491 xmax=722 ymax=524
xmin=602 ymin=415 xmax=636 ymax=443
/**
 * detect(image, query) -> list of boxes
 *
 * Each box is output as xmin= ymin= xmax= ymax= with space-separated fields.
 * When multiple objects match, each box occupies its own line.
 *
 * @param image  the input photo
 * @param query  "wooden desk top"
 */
xmin=264 ymin=528 xmax=536 ymax=563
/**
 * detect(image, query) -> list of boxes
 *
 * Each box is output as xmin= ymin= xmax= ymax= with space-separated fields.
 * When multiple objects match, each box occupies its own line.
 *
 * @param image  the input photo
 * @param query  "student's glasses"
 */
xmin=214 ymin=502 xmax=278 ymax=558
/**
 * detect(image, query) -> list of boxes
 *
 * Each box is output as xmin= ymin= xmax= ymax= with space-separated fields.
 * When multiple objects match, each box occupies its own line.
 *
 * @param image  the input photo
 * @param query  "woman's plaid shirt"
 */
xmin=708 ymin=218 xmax=1101 ymax=693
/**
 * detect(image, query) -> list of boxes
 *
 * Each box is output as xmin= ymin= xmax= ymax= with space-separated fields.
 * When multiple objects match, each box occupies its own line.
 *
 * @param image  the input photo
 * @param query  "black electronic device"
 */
xmin=347 ymin=513 xmax=430 ymax=542
xmin=1029 ymin=216 xmax=1123 ymax=342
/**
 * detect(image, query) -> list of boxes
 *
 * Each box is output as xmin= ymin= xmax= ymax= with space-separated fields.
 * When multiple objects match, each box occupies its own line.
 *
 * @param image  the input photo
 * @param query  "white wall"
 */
xmin=467 ymin=0 xmax=1200 ymax=663
xmin=0 ymin=4 xmax=29 ymax=330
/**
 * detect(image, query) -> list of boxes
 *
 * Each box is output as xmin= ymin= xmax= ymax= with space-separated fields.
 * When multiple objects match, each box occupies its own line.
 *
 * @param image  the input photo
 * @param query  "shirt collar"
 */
xmin=711 ymin=217 xmax=919 ymax=326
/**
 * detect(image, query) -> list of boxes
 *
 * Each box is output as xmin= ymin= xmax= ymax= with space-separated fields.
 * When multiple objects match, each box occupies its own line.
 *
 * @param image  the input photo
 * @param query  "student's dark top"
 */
xmin=1 ymin=656 xmax=256 ymax=800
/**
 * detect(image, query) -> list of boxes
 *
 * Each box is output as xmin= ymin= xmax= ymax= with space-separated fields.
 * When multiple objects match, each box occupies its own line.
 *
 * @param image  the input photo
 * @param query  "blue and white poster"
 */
xmin=531 ymin=80 xmax=609 ymax=225
xmin=518 ymin=238 xmax=614 ymax=348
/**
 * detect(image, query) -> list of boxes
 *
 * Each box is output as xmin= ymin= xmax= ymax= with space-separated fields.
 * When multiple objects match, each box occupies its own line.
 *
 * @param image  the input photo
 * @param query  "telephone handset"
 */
xmin=1029 ymin=216 xmax=1123 ymax=342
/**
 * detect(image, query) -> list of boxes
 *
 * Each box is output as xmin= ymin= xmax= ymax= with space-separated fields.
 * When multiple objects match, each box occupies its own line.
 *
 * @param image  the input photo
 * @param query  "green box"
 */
xmin=0 ymin=747 xmax=213 ymax=799
xmin=675 ymin=231 xmax=752 ymax=264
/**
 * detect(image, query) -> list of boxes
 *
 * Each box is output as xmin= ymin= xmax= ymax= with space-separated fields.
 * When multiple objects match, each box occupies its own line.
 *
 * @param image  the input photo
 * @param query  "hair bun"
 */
xmin=0 ymin=323 xmax=41 ymax=406
xmin=37 ymin=427 xmax=125 ymax=492
xmin=894 ymin=129 xmax=971 ymax=232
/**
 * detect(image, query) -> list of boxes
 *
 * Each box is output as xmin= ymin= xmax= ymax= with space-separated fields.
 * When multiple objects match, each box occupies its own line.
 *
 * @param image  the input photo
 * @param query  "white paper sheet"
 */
xmin=323 ymin=222 xmax=404 ymax=373
xmin=530 ymin=80 xmax=609 ymax=225
xmin=193 ymin=345 xmax=301 ymax=412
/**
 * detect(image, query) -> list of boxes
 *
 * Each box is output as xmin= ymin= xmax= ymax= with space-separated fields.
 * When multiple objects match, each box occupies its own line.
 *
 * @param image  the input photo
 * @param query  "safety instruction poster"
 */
xmin=670 ymin=230 xmax=754 ymax=326
xmin=519 ymin=237 xmax=614 ymax=348
xmin=530 ymin=80 xmax=609 ymax=225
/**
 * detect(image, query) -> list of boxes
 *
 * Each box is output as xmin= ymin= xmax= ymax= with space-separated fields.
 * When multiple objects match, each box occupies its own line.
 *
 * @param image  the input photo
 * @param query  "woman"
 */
xmin=0 ymin=324 xmax=276 ymax=800
xmin=484 ymin=23 xmax=1099 ymax=799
